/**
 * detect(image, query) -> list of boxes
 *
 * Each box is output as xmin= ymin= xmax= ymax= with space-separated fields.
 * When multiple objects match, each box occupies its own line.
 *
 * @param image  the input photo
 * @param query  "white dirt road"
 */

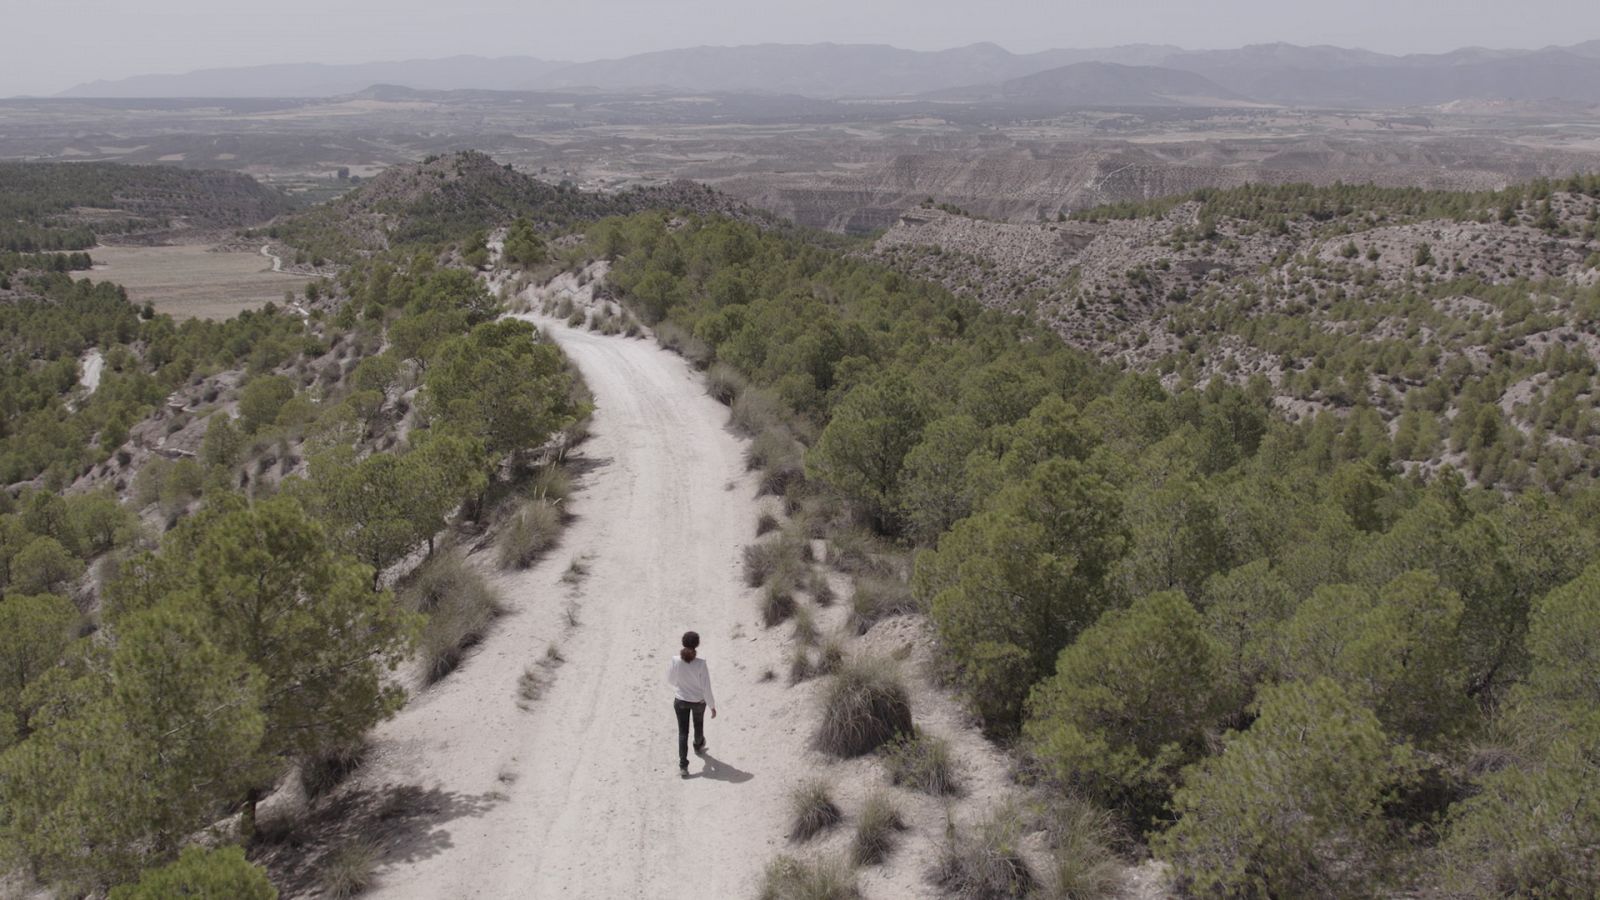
xmin=354 ymin=317 xmax=809 ymax=899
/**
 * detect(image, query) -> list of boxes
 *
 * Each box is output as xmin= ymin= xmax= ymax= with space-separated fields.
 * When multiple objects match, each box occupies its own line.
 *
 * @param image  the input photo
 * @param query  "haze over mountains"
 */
xmin=55 ymin=39 xmax=1600 ymax=107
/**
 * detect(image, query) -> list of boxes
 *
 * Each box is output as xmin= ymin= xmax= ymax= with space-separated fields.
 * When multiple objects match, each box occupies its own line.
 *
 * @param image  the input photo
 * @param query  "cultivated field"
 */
xmin=75 ymin=243 xmax=312 ymax=319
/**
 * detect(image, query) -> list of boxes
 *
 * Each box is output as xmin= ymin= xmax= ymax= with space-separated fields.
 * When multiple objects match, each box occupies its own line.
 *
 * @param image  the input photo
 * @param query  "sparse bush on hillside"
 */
xmin=815 ymin=656 xmax=913 ymax=757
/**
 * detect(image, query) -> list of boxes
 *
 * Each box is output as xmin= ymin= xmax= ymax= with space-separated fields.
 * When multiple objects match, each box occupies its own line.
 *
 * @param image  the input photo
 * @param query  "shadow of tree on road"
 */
xmin=257 ymin=783 xmax=503 ymax=897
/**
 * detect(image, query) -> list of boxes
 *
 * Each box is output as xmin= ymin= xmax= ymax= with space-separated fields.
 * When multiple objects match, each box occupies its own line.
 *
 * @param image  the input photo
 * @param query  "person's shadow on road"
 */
xmin=691 ymin=752 xmax=753 ymax=784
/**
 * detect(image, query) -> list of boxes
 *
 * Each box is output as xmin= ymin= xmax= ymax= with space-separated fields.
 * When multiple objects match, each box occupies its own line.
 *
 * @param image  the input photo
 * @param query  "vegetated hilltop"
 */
xmin=877 ymin=177 xmax=1600 ymax=489
xmin=0 ymin=161 xmax=294 ymax=251
xmin=273 ymin=150 xmax=762 ymax=259
xmin=0 ymin=158 xmax=592 ymax=896
xmin=588 ymin=208 xmax=1600 ymax=897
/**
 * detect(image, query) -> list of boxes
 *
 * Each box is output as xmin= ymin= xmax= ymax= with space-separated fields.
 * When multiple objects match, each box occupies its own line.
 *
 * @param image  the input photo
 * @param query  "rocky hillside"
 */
xmin=726 ymin=134 xmax=1600 ymax=233
xmin=875 ymin=177 xmax=1600 ymax=489
xmin=275 ymin=150 xmax=763 ymax=259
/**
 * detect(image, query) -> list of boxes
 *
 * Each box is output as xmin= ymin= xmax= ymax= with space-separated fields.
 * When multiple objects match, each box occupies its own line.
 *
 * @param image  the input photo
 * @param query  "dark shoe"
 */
xmin=693 ymin=742 xmax=707 ymax=755
xmin=679 ymin=759 xmax=689 ymax=771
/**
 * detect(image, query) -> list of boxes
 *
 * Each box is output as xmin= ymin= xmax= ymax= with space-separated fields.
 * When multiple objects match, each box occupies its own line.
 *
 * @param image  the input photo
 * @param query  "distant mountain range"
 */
xmin=53 ymin=40 xmax=1600 ymax=108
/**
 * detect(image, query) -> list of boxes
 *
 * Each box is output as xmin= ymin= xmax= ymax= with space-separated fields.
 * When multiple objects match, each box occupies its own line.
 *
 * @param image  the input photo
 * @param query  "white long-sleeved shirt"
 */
xmin=667 ymin=656 xmax=716 ymax=708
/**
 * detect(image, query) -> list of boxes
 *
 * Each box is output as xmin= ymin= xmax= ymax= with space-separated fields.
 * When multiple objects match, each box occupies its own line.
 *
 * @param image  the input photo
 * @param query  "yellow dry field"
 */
xmin=74 ymin=244 xmax=313 ymax=320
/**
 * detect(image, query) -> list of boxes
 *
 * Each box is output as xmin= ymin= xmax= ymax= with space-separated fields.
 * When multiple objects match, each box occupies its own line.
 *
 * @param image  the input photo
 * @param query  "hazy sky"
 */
xmin=5 ymin=0 xmax=1600 ymax=96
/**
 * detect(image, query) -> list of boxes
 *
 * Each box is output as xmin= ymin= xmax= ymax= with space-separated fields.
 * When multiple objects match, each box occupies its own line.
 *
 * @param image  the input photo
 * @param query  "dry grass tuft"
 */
xmin=808 ymin=570 xmax=837 ymax=607
xmin=319 ymin=838 xmax=380 ymax=900
xmin=788 ymin=780 xmax=843 ymax=842
xmin=788 ymin=647 xmax=815 ymax=685
xmin=791 ymin=603 xmax=819 ymax=645
xmin=851 ymin=791 xmax=907 ymax=866
xmin=762 ymin=585 xmax=799 ymax=628
xmin=759 ymin=854 xmax=862 ymax=900
xmin=814 ymin=656 xmax=913 ymax=757
xmin=814 ymin=638 xmax=846 ymax=676
xmin=497 ymin=498 xmax=563 ymax=570
xmin=560 ymin=555 xmax=590 ymax=585
xmin=757 ymin=512 xmax=781 ymax=537
xmin=847 ymin=576 xmax=917 ymax=635
xmin=300 ymin=741 xmax=368 ymax=800
xmin=1035 ymin=795 xmax=1122 ymax=900
xmin=518 ymin=666 xmax=546 ymax=706
xmin=410 ymin=552 xmax=505 ymax=685
xmin=531 ymin=465 xmax=572 ymax=503
xmin=743 ymin=537 xmax=798 ymax=588
xmin=882 ymin=731 xmax=962 ymax=796
xmin=933 ymin=802 xmax=1034 ymax=900
xmin=731 ymin=387 xmax=784 ymax=436
xmin=706 ymin=363 xmax=748 ymax=405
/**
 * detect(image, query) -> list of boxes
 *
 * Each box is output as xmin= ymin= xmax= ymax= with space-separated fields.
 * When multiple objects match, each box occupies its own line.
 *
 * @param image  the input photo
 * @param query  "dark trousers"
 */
xmin=674 ymin=699 xmax=706 ymax=764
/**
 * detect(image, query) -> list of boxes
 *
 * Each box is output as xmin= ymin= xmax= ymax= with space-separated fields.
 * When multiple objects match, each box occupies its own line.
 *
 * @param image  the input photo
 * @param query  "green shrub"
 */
xmin=815 ymin=657 xmax=913 ymax=757
xmin=12 ymin=536 xmax=83 ymax=596
xmin=109 ymin=846 xmax=277 ymax=900
xmin=882 ymin=731 xmax=961 ymax=796
xmin=788 ymin=779 xmax=842 ymax=841
xmin=497 ymin=499 xmax=562 ymax=570
xmin=1024 ymin=591 xmax=1234 ymax=820
xmin=238 ymin=375 xmax=296 ymax=434
xmin=758 ymin=854 xmax=861 ymax=900
xmin=1438 ymin=736 xmax=1600 ymax=898
xmin=850 ymin=792 xmax=906 ymax=866
xmin=1154 ymin=679 xmax=1418 ymax=898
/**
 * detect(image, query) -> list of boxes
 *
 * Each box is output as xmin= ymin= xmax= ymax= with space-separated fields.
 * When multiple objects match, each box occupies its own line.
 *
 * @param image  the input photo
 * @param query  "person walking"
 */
xmin=667 ymin=630 xmax=717 ymax=773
